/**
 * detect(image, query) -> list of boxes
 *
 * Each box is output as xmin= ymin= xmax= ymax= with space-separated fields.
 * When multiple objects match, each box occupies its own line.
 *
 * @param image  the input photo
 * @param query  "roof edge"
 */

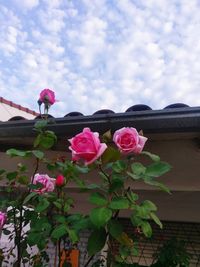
xmin=0 ymin=97 xmax=39 ymax=116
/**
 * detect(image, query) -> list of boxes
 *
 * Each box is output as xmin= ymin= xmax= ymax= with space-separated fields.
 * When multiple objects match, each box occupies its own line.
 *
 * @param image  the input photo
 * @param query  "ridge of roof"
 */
xmin=0 ymin=104 xmax=200 ymax=139
xmin=0 ymin=97 xmax=39 ymax=116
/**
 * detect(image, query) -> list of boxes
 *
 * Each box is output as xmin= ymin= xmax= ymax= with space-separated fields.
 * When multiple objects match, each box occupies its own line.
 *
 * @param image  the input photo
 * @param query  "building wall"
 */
xmin=1 ymin=134 xmax=200 ymax=222
xmin=0 ymin=103 xmax=36 ymax=121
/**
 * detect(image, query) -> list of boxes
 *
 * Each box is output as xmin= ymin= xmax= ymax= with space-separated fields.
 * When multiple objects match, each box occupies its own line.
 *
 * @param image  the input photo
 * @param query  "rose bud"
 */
xmin=56 ymin=174 xmax=65 ymax=187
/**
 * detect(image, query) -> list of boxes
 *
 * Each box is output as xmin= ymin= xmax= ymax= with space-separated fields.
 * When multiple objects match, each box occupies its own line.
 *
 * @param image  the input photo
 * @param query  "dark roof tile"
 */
xmin=64 ymin=112 xmax=84 ymax=117
xmin=164 ymin=103 xmax=190 ymax=109
xmin=126 ymin=104 xmax=152 ymax=112
xmin=93 ymin=109 xmax=115 ymax=115
xmin=8 ymin=116 xmax=27 ymax=121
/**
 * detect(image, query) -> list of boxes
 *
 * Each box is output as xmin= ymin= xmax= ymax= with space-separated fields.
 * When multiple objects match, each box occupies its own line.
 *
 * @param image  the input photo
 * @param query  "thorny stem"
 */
xmin=99 ymin=164 xmax=112 ymax=186
xmin=14 ymin=206 xmax=23 ymax=267
xmin=29 ymin=157 xmax=39 ymax=192
xmin=98 ymin=164 xmax=119 ymax=198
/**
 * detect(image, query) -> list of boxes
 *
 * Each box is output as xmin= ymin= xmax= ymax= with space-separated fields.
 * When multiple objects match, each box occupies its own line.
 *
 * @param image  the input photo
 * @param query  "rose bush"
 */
xmin=113 ymin=127 xmax=147 ymax=154
xmin=0 ymin=89 xmax=171 ymax=267
xmin=69 ymin=127 xmax=107 ymax=165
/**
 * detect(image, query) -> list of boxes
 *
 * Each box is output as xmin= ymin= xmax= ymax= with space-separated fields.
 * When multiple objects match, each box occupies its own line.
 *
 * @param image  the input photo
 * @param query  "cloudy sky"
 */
xmin=0 ymin=0 xmax=200 ymax=117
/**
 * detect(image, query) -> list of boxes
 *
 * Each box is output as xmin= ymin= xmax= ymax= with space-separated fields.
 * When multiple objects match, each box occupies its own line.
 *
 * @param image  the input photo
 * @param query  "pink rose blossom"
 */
xmin=69 ymin=128 xmax=107 ymax=165
xmin=39 ymin=89 xmax=55 ymax=105
xmin=55 ymin=174 xmax=65 ymax=187
xmin=113 ymin=127 xmax=147 ymax=154
xmin=32 ymin=173 xmax=55 ymax=194
xmin=0 ymin=212 xmax=6 ymax=228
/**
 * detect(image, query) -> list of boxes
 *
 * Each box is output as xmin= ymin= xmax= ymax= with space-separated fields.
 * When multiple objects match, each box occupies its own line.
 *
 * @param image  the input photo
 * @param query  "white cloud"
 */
xmin=13 ymin=0 xmax=39 ymax=10
xmin=1 ymin=0 xmax=200 ymax=117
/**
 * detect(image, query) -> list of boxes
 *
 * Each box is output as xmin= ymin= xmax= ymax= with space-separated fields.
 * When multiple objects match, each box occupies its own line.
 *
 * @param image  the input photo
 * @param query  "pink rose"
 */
xmin=69 ymin=128 xmax=107 ymax=165
xmin=32 ymin=173 xmax=55 ymax=194
xmin=113 ymin=127 xmax=147 ymax=154
xmin=55 ymin=174 xmax=65 ymax=187
xmin=0 ymin=212 xmax=6 ymax=228
xmin=39 ymin=89 xmax=55 ymax=105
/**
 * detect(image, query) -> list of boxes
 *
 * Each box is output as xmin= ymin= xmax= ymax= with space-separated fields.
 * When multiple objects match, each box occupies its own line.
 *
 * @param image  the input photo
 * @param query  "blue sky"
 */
xmin=0 ymin=0 xmax=200 ymax=117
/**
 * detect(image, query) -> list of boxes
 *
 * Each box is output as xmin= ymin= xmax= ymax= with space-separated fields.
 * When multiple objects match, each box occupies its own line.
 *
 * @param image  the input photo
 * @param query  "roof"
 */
xmin=0 ymin=97 xmax=39 ymax=117
xmin=0 ymin=103 xmax=200 ymax=144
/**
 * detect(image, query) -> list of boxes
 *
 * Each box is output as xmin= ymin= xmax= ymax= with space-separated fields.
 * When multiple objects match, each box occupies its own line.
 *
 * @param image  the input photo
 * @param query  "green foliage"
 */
xmin=34 ymin=120 xmax=48 ymax=130
xmin=109 ymin=197 xmax=129 ymax=210
xmin=101 ymin=147 xmax=121 ymax=163
xmin=141 ymin=151 xmax=160 ymax=162
xmin=108 ymin=219 xmax=123 ymax=238
xmin=51 ymin=224 xmax=67 ymax=240
xmin=145 ymin=161 xmax=171 ymax=177
xmin=152 ymin=238 xmax=191 ymax=267
xmin=87 ymin=228 xmax=107 ymax=255
xmin=112 ymin=160 xmax=127 ymax=173
xmin=89 ymin=192 xmax=108 ymax=206
xmin=34 ymin=130 xmax=57 ymax=149
xmin=90 ymin=207 xmax=112 ymax=228
xmin=0 ymin=121 xmax=172 ymax=266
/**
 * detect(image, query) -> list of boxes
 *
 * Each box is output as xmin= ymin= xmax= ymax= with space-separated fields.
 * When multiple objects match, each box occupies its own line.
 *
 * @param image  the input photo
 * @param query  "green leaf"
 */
xmin=150 ymin=212 xmax=163 ymax=229
xmin=6 ymin=149 xmax=30 ymax=158
xmin=23 ymin=192 xmax=38 ymax=204
xmin=101 ymin=147 xmax=121 ymax=164
xmin=34 ymin=131 xmax=57 ymax=149
xmin=0 ymin=169 xmax=5 ymax=175
xmin=18 ymin=175 xmax=29 ymax=185
xmin=32 ymin=150 xmax=44 ymax=159
xmin=102 ymin=129 xmax=112 ymax=142
xmin=34 ymin=120 xmax=48 ymax=130
xmin=142 ymin=200 xmax=157 ymax=212
xmin=40 ymin=135 xmax=55 ymax=149
xmin=28 ymin=183 xmax=43 ymax=190
xmin=35 ymin=198 xmax=50 ymax=212
xmin=27 ymin=232 xmax=42 ymax=246
xmin=89 ymin=192 xmax=108 ymax=206
xmin=141 ymin=151 xmax=160 ymax=162
xmin=53 ymin=200 xmax=62 ymax=210
xmin=66 ymin=228 xmax=78 ymax=243
xmin=146 ymin=161 xmax=171 ymax=177
xmin=109 ymin=197 xmax=129 ymax=210
xmin=72 ymin=217 xmax=92 ymax=232
xmin=75 ymin=165 xmax=89 ymax=174
xmin=85 ymin=183 xmax=101 ymax=190
xmin=51 ymin=224 xmax=67 ymax=240
xmin=112 ymin=160 xmax=127 ymax=173
xmin=54 ymin=215 xmax=66 ymax=224
xmin=135 ymin=205 xmax=150 ymax=219
xmin=6 ymin=171 xmax=18 ymax=181
xmin=127 ymin=192 xmax=138 ymax=202
xmin=17 ymin=163 xmax=27 ymax=172
xmin=144 ymin=179 xmax=171 ymax=194
xmin=131 ymin=162 xmax=146 ymax=175
xmin=130 ymin=214 xmax=143 ymax=227
xmin=117 ymin=232 xmax=134 ymax=247
xmin=34 ymin=134 xmax=42 ymax=148
xmin=126 ymin=171 xmax=141 ymax=180
xmin=141 ymin=221 xmax=152 ymax=238
xmin=87 ymin=228 xmax=107 ymax=255
xmin=108 ymin=220 xmax=123 ymax=238
xmin=90 ymin=207 xmax=112 ymax=228
xmin=109 ymin=179 xmax=124 ymax=193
